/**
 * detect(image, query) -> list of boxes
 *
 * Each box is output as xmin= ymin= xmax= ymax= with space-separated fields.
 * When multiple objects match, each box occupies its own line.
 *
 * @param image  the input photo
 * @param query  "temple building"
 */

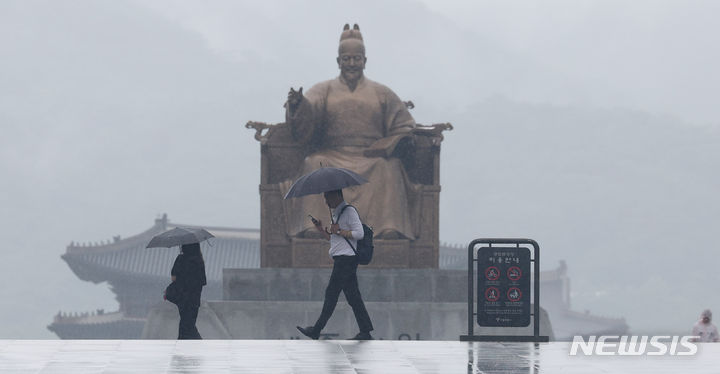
xmin=50 ymin=215 xmax=628 ymax=340
xmin=49 ymin=214 xmax=259 ymax=339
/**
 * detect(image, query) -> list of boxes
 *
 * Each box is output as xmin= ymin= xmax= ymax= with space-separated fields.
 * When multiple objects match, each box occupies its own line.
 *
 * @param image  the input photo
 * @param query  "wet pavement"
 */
xmin=0 ymin=340 xmax=716 ymax=373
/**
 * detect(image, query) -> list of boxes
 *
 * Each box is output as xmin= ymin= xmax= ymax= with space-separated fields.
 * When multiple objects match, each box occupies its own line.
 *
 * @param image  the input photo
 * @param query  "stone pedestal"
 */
xmin=138 ymin=267 xmax=556 ymax=341
xmin=223 ymin=268 xmax=468 ymax=303
xmin=290 ymin=239 xmax=411 ymax=268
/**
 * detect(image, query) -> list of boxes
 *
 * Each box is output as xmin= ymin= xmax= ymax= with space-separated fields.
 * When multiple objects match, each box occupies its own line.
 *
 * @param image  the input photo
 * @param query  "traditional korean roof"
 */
xmin=438 ymin=242 xmax=467 ymax=269
xmin=49 ymin=310 xmax=140 ymax=325
xmin=47 ymin=310 xmax=146 ymax=340
xmin=62 ymin=215 xmax=260 ymax=283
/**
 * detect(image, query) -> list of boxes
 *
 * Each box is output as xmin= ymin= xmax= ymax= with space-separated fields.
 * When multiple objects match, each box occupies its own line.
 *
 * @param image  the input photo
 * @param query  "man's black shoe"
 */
xmin=349 ymin=332 xmax=373 ymax=340
xmin=296 ymin=326 xmax=320 ymax=340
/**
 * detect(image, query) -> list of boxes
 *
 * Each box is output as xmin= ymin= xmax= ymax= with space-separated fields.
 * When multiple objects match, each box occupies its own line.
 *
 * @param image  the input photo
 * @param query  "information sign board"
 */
xmin=476 ymin=247 xmax=531 ymax=327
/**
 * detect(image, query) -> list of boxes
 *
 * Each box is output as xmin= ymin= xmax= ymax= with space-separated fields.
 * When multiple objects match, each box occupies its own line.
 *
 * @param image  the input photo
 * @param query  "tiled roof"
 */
xmin=62 ymin=216 xmax=260 ymax=283
xmin=438 ymin=242 xmax=468 ymax=270
xmin=50 ymin=310 xmax=142 ymax=325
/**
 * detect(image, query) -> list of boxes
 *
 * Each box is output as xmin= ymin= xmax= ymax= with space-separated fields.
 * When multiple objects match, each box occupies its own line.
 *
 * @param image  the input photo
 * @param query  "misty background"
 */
xmin=1 ymin=0 xmax=718 ymax=338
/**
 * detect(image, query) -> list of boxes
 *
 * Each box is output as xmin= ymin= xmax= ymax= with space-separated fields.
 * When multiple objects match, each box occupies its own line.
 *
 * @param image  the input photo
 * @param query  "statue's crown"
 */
xmin=340 ymin=24 xmax=363 ymax=42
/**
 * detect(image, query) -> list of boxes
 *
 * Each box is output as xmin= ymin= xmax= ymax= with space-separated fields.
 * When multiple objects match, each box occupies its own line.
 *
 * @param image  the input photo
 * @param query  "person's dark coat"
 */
xmin=171 ymin=243 xmax=207 ymax=306
xmin=171 ymin=242 xmax=207 ymax=339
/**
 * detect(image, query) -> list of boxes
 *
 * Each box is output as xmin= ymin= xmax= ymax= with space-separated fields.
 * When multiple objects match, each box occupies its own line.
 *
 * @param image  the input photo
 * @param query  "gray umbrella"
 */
xmin=284 ymin=167 xmax=368 ymax=199
xmin=145 ymin=227 xmax=214 ymax=248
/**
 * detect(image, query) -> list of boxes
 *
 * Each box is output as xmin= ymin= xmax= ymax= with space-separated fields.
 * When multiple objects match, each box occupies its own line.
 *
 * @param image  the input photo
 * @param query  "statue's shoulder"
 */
xmin=304 ymin=79 xmax=335 ymax=98
xmin=362 ymin=77 xmax=385 ymax=89
xmin=311 ymin=79 xmax=337 ymax=91
xmin=364 ymin=77 xmax=401 ymax=100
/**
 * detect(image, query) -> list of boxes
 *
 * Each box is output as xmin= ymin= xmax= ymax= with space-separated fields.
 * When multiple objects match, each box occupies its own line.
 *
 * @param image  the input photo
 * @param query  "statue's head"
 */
xmin=337 ymin=24 xmax=366 ymax=84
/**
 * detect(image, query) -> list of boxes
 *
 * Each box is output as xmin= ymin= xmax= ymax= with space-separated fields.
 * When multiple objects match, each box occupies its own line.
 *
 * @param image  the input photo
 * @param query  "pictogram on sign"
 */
xmin=485 ymin=266 xmax=500 ymax=281
xmin=507 ymin=266 xmax=522 ymax=281
xmin=485 ymin=287 xmax=500 ymax=302
xmin=507 ymin=287 xmax=522 ymax=301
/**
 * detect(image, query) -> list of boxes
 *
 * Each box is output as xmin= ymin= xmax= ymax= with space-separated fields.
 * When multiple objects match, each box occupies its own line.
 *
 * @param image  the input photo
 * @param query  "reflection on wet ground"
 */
xmin=0 ymin=340 xmax=716 ymax=373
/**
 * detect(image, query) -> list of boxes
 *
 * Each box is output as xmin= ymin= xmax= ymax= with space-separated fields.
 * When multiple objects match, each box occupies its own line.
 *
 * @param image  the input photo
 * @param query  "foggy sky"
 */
xmin=1 ymin=0 xmax=718 ymax=338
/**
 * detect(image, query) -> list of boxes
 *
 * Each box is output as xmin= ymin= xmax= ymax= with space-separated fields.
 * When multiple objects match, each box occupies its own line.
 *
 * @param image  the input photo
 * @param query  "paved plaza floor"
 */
xmin=0 ymin=340 xmax=717 ymax=373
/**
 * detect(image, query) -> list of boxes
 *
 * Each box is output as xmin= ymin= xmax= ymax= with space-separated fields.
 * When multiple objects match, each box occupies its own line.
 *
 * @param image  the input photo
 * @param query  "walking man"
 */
xmin=297 ymin=189 xmax=374 ymax=340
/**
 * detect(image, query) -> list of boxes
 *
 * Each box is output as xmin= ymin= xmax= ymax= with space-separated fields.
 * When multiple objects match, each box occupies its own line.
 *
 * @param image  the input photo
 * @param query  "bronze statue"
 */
xmin=248 ymin=23 xmax=450 ymax=268
xmin=281 ymin=24 xmax=418 ymax=240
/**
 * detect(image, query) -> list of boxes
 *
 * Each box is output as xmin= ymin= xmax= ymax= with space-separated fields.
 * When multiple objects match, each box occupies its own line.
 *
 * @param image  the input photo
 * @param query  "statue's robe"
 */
xmin=281 ymin=75 xmax=418 ymax=239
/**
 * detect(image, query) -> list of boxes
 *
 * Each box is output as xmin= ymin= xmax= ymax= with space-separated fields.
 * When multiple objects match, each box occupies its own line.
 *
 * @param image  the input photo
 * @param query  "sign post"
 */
xmin=460 ymin=238 xmax=549 ymax=342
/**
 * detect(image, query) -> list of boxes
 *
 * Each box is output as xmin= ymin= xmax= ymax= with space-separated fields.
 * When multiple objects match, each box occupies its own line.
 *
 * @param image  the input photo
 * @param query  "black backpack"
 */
xmin=339 ymin=205 xmax=374 ymax=265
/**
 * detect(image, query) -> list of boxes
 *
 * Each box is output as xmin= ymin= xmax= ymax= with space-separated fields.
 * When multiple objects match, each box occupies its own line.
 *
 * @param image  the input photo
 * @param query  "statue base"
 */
xmin=291 ymin=238 xmax=412 ymax=268
xmin=141 ymin=267 xmax=554 ymax=340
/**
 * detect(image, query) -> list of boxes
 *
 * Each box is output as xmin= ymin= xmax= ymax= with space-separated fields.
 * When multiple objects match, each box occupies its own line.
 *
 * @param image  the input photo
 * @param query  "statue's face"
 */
xmin=337 ymin=40 xmax=366 ymax=83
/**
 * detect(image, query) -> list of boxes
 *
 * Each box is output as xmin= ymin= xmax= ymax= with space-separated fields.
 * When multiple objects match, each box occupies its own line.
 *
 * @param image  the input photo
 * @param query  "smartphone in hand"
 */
xmin=308 ymin=214 xmax=319 ymax=225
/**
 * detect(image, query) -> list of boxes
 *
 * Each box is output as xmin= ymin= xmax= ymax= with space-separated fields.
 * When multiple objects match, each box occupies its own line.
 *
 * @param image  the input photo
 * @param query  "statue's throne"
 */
xmin=247 ymin=115 xmax=452 ymax=269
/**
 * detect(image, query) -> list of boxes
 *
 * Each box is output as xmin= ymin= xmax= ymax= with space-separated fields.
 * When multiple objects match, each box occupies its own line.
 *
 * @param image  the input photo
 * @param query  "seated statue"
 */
xmin=280 ymin=24 xmax=418 ymax=240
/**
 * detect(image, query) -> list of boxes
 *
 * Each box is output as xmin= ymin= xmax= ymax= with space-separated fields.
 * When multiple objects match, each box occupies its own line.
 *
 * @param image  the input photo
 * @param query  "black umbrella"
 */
xmin=145 ymin=227 xmax=214 ymax=248
xmin=284 ymin=167 xmax=368 ymax=199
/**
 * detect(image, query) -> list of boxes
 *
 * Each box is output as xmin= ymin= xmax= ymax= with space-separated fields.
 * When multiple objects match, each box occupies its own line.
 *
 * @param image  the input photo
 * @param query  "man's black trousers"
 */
xmin=314 ymin=255 xmax=374 ymax=333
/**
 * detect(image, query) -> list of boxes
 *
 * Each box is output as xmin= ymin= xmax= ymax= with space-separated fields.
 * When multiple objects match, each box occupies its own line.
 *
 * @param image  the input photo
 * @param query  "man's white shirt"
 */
xmin=329 ymin=201 xmax=364 ymax=258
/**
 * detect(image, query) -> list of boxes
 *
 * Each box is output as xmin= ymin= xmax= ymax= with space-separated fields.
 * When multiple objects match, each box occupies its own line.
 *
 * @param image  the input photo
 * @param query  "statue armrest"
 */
xmin=246 ymin=121 xmax=276 ymax=143
xmin=372 ymin=123 xmax=452 ymax=157
xmin=363 ymin=134 xmax=412 ymax=158
xmin=404 ymin=123 xmax=453 ymax=185
xmin=246 ymin=121 xmax=305 ymax=184
xmin=246 ymin=121 xmax=303 ymax=147
xmin=412 ymin=123 xmax=453 ymax=143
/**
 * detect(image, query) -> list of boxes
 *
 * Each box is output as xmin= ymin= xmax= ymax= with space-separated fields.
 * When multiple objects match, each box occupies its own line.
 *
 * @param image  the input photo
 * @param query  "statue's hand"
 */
xmin=286 ymin=87 xmax=304 ymax=111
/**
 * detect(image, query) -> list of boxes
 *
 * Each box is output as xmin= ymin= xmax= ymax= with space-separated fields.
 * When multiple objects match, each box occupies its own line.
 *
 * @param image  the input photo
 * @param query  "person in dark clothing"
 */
xmin=171 ymin=242 xmax=207 ymax=340
xmin=297 ymin=189 xmax=374 ymax=340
